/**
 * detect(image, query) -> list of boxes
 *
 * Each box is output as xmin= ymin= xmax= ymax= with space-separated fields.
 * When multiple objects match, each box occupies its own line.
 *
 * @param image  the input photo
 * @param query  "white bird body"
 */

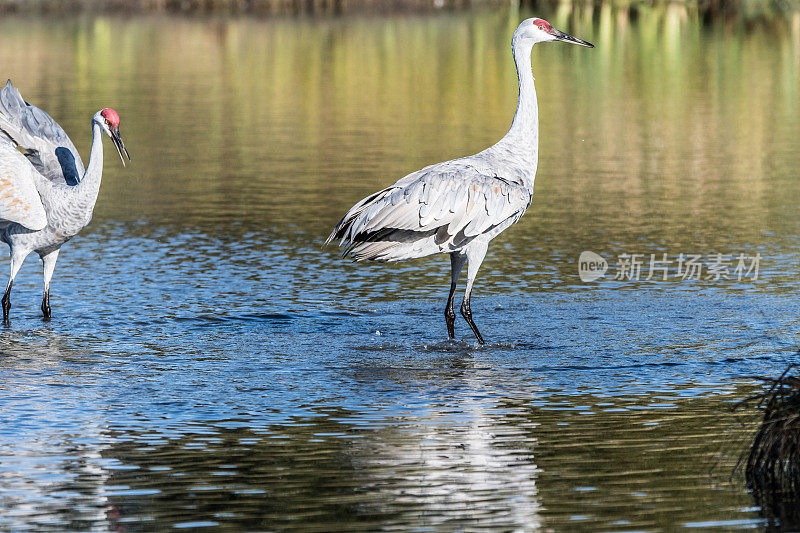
xmin=328 ymin=18 xmax=593 ymax=343
xmin=0 ymin=131 xmax=99 ymax=246
xmin=0 ymin=81 xmax=129 ymax=323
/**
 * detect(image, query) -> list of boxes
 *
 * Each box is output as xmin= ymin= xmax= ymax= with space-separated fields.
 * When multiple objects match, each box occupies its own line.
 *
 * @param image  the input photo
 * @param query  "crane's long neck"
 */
xmin=507 ymin=41 xmax=539 ymax=149
xmin=494 ymin=40 xmax=539 ymax=181
xmin=75 ymin=121 xmax=105 ymax=209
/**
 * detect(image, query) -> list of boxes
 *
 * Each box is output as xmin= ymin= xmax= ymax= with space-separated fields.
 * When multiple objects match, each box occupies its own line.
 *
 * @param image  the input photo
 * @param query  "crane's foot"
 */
xmin=460 ymin=301 xmax=485 ymax=345
xmin=41 ymin=291 xmax=51 ymax=321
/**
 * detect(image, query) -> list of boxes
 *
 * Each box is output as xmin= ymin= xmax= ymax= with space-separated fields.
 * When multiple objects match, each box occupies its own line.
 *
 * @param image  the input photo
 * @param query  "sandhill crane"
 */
xmin=0 ymin=81 xmax=130 ymax=324
xmin=327 ymin=19 xmax=593 ymax=344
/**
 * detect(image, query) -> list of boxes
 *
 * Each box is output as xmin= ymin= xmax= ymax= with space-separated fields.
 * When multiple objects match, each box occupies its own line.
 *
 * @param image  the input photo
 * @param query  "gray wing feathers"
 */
xmin=0 ymin=81 xmax=84 ymax=185
xmin=327 ymin=169 xmax=531 ymax=262
xmin=0 ymin=144 xmax=48 ymax=230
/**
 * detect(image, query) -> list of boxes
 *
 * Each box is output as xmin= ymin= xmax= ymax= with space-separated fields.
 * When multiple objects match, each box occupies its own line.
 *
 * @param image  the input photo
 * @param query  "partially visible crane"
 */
xmin=327 ymin=19 xmax=593 ymax=344
xmin=0 ymin=80 xmax=130 ymax=324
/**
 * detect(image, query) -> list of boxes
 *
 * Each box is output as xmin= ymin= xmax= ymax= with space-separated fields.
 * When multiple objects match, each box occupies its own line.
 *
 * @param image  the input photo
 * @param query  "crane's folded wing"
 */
xmin=328 ymin=168 xmax=531 ymax=261
xmin=0 ymin=143 xmax=49 ymax=231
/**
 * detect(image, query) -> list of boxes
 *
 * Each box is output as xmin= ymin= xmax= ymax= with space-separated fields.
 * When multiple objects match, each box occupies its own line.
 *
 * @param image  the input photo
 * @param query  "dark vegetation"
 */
xmin=738 ymin=366 xmax=800 ymax=529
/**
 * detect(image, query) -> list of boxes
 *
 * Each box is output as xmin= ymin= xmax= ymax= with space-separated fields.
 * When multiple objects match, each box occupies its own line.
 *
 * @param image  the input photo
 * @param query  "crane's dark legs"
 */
xmin=445 ymin=284 xmax=457 ymax=338
xmin=461 ymin=242 xmax=488 ymax=345
xmin=2 ymin=281 xmax=12 ymax=326
xmin=3 ymin=252 xmax=24 ymax=326
xmin=41 ymin=291 xmax=51 ymax=320
xmin=460 ymin=292 xmax=484 ymax=345
xmin=41 ymin=250 xmax=59 ymax=321
xmin=445 ymin=253 xmax=466 ymax=339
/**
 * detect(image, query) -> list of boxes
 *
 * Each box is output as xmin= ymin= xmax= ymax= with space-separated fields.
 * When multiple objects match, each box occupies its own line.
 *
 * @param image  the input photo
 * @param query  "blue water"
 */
xmin=0 ymin=223 xmax=797 ymax=529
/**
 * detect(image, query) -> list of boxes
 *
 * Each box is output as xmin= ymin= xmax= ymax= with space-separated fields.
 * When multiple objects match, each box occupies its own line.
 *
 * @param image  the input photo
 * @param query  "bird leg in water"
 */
xmin=2 ymin=281 xmax=11 ymax=326
xmin=445 ymin=253 xmax=466 ymax=339
xmin=41 ymin=250 xmax=59 ymax=321
xmin=461 ymin=243 xmax=488 ymax=344
xmin=41 ymin=291 xmax=51 ymax=320
xmin=461 ymin=293 xmax=485 ymax=345
xmin=2 ymin=254 xmax=23 ymax=326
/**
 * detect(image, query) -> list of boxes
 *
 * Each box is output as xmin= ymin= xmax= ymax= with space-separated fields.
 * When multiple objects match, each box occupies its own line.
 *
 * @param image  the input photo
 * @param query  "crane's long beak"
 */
xmin=553 ymin=28 xmax=594 ymax=48
xmin=110 ymin=127 xmax=131 ymax=167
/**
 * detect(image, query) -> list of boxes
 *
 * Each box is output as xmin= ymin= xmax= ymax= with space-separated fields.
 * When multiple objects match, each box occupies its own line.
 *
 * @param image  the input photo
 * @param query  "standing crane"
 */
xmin=327 ymin=19 xmax=593 ymax=344
xmin=0 ymin=81 xmax=130 ymax=324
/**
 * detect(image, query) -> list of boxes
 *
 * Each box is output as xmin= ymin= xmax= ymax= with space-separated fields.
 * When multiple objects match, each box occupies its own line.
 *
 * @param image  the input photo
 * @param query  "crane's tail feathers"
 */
xmin=325 ymin=189 xmax=393 ymax=246
xmin=332 ymin=196 xmax=443 ymax=262
xmin=343 ymin=238 xmax=443 ymax=262
xmin=328 ymin=186 xmax=473 ymax=262
xmin=327 ymin=183 xmax=487 ymax=261
xmin=338 ymin=225 xmax=445 ymax=262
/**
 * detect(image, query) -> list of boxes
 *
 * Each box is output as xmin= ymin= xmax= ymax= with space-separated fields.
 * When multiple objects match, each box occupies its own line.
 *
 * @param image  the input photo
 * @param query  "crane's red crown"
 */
xmin=532 ymin=19 xmax=554 ymax=33
xmin=101 ymin=108 xmax=120 ymax=127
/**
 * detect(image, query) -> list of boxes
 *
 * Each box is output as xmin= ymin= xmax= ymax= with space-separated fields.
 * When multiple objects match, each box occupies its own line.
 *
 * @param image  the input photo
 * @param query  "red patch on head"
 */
xmin=532 ymin=18 xmax=553 ymax=33
xmin=100 ymin=108 xmax=120 ymax=127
